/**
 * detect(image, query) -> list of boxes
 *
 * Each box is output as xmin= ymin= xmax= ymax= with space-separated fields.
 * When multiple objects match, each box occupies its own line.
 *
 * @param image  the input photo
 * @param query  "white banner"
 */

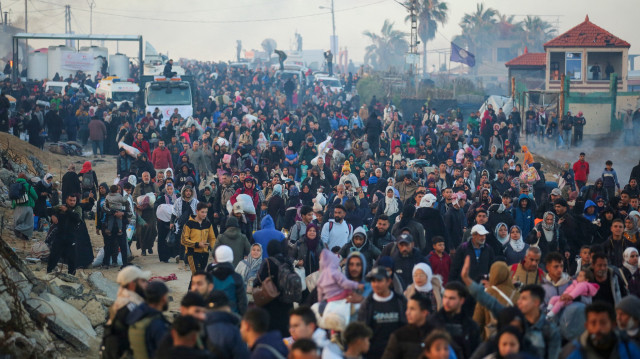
xmin=61 ymin=52 xmax=94 ymax=72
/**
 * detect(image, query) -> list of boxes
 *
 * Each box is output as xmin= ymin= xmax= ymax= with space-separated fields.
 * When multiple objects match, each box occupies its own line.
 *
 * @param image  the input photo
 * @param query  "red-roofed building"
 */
xmin=505 ymin=49 xmax=546 ymax=92
xmin=544 ymin=15 xmax=629 ymax=92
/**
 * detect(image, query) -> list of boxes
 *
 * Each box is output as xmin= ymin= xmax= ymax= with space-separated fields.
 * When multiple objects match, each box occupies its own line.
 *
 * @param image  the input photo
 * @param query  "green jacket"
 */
xmin=11 ymin=178 xmax=38 ymax=209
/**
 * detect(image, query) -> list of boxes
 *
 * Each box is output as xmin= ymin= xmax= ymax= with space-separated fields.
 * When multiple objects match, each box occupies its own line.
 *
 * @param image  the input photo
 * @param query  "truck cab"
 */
xmin=144 ymin=76 xmax=193 ymax=120
xmin=95 ymin=77 xmax=140 ymax=107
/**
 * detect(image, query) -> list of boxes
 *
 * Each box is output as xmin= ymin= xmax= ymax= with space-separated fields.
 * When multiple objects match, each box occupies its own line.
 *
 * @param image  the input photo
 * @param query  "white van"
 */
xmin=95 ymin=77 xmax=140 ymax=106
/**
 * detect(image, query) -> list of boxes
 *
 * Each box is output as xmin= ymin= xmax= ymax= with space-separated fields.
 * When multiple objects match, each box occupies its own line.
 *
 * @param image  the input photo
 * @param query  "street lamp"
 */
xmin=319 ymin=0 xmax=336 ymax=56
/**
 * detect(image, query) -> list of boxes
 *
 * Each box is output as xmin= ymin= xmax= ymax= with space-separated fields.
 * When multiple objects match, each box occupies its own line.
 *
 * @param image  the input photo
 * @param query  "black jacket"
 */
xmin=450 ymin=240 xmax=496 ymax=283
xmin=381 ymin=245 xmax=427 ymax=290
xmin=415 ymin=207 xmax=447 ymax=250
xmin=428 ymin=309 xmax=481 ymax=359
xmin=204 ymin=311 xmax=250 ymax=359
xmin=381 ymin=322 xmax=432 ymax=359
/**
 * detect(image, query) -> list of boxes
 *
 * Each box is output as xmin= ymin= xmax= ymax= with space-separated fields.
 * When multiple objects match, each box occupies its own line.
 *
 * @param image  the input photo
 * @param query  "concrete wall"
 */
xmin=567 ymin=102 xmax=612 ymax=135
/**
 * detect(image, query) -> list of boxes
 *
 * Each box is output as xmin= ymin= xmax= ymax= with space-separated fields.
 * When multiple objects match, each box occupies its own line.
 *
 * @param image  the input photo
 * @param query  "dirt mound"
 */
xmin=0 ymin=132 xmax=85 ymax=178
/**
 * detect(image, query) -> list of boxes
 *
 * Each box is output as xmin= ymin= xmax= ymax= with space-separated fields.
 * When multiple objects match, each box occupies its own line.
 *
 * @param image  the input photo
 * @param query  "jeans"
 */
xmin=562 ymin=130 xmax=572 ymax=148
xmin=92 ymin=140 xmax=104 ymax=155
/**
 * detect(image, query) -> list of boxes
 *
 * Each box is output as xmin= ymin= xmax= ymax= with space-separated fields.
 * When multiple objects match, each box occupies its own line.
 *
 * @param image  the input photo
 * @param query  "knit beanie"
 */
xmin=616 ymin=295 xmax=640 ymax=320
xmin=342 ymin=161 xmax=351 ymax=173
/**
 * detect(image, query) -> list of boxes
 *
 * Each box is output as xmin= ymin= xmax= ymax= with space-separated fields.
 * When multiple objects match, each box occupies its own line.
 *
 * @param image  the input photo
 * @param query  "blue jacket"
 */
xmin=253 ymin=215 xmax=285 ymax=259
xmin=601 ymin=167 xmax=620 ymax=189
xmin=125 ymin=303 xmax=170 ymax=359
xmin=513 ymin=194 xmax=534 ymax=238
xmin=204 ymin=311 xmax=250 ymax=359
xmin=251 ymin=331 xmax=288 ymax=359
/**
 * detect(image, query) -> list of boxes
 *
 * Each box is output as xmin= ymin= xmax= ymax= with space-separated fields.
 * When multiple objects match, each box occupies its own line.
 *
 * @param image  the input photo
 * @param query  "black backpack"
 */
xmin=9 ymin=182 xmax=29 ymax=203
xmin=270 ymin=257 xmax=302 ymax=304
xmin=82 ymin=170 xmax=95 ymax=189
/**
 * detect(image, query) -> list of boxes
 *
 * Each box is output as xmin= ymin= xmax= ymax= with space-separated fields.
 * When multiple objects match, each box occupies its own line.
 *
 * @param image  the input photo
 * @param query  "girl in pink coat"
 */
xmin=547 ymin=269 xmax=599 ymax=319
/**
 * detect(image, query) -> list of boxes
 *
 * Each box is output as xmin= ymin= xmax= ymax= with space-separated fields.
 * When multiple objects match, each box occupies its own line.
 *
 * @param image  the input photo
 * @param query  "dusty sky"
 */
xmin=6 ymin=0 xmax=639 ymax=68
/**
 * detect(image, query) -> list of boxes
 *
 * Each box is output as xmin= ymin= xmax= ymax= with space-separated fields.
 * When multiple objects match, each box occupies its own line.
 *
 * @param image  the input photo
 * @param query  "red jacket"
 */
xmin=132 ymin=140 xmax=151 ymax=159
xmin=151 ymin=146 xmax=173 ymax=170
xmin=573 ymin=160 xmax=590 ymax=182
xmin=427 ymin=250 xmax=451 ymax=285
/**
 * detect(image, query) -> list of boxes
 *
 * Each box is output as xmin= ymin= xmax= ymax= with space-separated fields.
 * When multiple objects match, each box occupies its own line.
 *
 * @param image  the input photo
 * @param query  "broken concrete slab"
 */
xmin=82 ymin=299 xmax=107 ymax=327
xmin=88 ymin=272 xmax=119 ymax=300
xmin=26 ymin=292 xmax=97 ymax=351
xmin=49 ymin=278 xmax=83 ymax=299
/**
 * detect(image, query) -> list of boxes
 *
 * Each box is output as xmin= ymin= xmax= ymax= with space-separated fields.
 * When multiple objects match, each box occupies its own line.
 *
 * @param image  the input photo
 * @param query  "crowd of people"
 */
xmin=5 ymin=59 xmax=640 ymax=359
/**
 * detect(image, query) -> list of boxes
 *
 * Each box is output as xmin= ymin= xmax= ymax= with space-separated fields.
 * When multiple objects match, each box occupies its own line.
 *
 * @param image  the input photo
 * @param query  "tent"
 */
xmin=478 ymin=95 xmax=514 ymax=118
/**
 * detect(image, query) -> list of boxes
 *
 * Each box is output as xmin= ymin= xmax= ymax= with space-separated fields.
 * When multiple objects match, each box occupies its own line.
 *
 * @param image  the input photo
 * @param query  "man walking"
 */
xmin=88 ymin=115 xmax=107 ymax=158
xmin=181 ymin=202 xmax=216 ymax=274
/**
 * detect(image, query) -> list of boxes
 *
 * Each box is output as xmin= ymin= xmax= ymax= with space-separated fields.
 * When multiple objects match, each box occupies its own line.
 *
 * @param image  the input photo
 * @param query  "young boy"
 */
xmin=426 ymin=236 xmax=451 ymax=285
xmin=601 ymin=160 xmax=620 ymax=200
xmin=104 ymin=185 xmax=129 ymax=235
xmin=341 ymin=321 xmax=373 ymax=359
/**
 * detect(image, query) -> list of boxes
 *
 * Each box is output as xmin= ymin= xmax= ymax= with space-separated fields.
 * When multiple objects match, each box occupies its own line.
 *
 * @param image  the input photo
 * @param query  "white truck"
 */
xmin=144 ymin=76 xmax=193 ymax=119
xmin=95 ymin=77 xmax=140 ymax=107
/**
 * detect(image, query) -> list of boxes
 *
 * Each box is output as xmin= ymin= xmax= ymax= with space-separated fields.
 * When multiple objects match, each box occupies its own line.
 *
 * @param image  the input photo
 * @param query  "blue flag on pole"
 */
xmin=450 ymin=42 xmax=475 ymax=67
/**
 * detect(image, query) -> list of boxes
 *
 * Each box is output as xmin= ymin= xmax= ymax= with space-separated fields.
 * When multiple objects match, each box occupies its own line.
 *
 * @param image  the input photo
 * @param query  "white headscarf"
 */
xmin=419 ymin=193 xmax=437 ymax=208
xmin=623 ymin=247 xmax=639 ymax=275
xmin=412 ymin=263 xmax=433 ymax=292
xmin=384 ymin=186 xmax=399 ymax=216
xmin=509 ymin=226 xmax=526 ymax=252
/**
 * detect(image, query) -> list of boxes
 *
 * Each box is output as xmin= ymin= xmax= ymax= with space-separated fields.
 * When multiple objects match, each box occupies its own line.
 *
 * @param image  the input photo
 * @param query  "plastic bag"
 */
xmin=295 ymin=266 xmax=307 ymax=291
xmin=126 ymin=224 xmax=135 ymax=241
xmin=92 ymin=247 xmax=124 ymax=267
xmin=156 ymin=204 xmax=173 ymax=222
xmin=118 ymin=141 xmax=140 ymax=158
xmin=320 ymin=299 xmax=351 ymax=331
xmin=226 ymin=194 xmax=256 ymax=214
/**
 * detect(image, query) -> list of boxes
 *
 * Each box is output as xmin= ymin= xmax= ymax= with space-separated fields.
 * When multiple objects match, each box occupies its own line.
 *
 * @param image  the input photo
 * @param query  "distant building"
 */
xmin=505 ymin=48 xmax=546 ymax=93
xmin=544 ymin=15 xmax=630 ymax=92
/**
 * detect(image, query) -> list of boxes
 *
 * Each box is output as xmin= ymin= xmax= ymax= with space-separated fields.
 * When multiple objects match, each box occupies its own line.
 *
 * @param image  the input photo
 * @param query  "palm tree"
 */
xmin=455 ymin=3 xmax=498 ymax=62
xmin=404 ymin=0 xmax=449 ymax=75
xmin=363 ymin=19 xmax=409 ymax=71
xmin=521 ymin=16 xmax=556 ymax=52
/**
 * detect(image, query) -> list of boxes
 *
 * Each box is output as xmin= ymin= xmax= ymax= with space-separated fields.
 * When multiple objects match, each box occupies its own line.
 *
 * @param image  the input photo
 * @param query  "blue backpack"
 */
xmin=213 ymin=275 xmax=238 ymax=313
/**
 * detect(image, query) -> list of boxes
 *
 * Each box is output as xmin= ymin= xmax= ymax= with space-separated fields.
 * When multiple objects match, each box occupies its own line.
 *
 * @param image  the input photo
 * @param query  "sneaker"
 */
xmin=148 ymin=248 xmax=153 ymax=255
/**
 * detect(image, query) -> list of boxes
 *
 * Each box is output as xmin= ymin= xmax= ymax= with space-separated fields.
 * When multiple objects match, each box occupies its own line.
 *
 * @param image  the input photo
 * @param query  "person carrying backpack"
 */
xmin=253 ymin=240 xmax=298 ymax=337
xmin=79 ymin=161 xmax=98 ymax=199
xmin=10 ymin=173 xmax=38 ymax=240
xmin=206 ymin=245 xmax=247 ymax=315
xmin=126 ymin=281 xmax=171 ymax=359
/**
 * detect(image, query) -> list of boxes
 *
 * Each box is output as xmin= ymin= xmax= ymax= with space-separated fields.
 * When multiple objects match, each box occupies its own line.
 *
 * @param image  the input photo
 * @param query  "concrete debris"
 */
xmin=88 ymin=271 xmax=119 ymax=300
xmin=82 ymin=299 xmax=108 ymax=328
xmin=26 ymin=292 xmax=97 ymax=351
xmin=3 ymin=331 xmax=36 ymax=358
xmin=49 ymin=277 xmax=84 ymax=299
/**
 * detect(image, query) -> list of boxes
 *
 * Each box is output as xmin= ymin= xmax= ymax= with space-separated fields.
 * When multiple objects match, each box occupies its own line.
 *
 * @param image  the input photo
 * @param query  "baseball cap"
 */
xmin=366 ymin=266 xmax=391 ymax=281
xmin=232 ymin=202 xmax=244 ymax=214
xmin=397 ymin=232 xmax=414 ymax=244
xmin=116 ymin=265 xmax=151 ymax=286
xmin=470 ymin=224 xmax=489 ymax=235
xmin=551 ymin=188 xmax=562 ymax=196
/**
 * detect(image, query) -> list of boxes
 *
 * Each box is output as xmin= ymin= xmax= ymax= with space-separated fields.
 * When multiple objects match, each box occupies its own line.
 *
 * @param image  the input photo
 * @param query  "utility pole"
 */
xmin=89 ymin=0 xmax=95 ymax=44
xmin=409 ymin=0 xmax=418 ymax=76
xmin=23 ymin=0 xmax=27 ymax=72
xmin=319 ymin=1 xmax=337 ymax=59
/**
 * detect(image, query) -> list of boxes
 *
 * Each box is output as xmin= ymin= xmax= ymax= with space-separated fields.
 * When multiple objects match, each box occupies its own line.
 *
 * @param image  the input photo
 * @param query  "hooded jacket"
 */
xmin=473 ymin=261 xmax=519 ymax=340
xmin=339 ymin=227 xmax=381 ymax=270
xmin=208 ymin=262 xmax=247 ymax=315
xmin=253 ymin=215 xmax=285 ymax=259
xmin=316 ymin=248 xmax=361 ymax=302
xmin=204 ymin=310 xmax=250 ymax=359
xmin=582 ymin=200 xmax=597 ymax=222
xmin=415 ymin=206 xmax=448 ymax=249
xmin=250 ymin=331 xmax=289 ymax=359
xmin=214 ymin=225 xmax=251 ymax=267
xmin=513 ymin=194 xmax=534 ymax=238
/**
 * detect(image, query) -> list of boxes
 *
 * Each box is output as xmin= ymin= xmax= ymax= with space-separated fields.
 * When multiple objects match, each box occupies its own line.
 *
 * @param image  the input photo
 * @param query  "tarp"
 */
xmin=478 ymin=95 xmax=514 ymax=118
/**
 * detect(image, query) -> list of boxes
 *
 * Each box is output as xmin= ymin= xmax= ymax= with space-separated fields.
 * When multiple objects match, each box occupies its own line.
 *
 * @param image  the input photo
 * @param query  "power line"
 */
xmin=33 ymin=0 xmax=388 ymax=24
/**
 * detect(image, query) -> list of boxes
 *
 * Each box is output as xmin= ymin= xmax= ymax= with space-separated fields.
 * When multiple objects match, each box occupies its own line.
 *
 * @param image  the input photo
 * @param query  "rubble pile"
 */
xmin=0 ymin=238 xmax=117 ymax=357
